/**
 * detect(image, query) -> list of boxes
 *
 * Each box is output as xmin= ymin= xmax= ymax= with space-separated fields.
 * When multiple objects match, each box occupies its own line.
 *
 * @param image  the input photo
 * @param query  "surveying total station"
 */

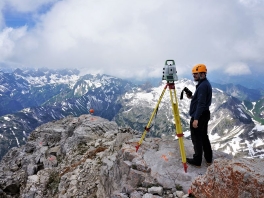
xmin=135 ymin=60 xmax=188 ymax=173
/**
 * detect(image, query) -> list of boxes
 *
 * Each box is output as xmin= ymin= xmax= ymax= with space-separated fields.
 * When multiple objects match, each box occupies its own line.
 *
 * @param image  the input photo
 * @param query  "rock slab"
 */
xmin=190 ymin=158 xmax=264 ymax=198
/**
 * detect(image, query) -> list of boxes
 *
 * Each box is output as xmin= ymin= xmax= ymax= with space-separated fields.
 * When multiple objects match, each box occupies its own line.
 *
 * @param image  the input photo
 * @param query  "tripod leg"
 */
xmin=168 ymin=83 xmax=188 ymax=172
xmin=136 ymin=84 xmax=168 ymax=152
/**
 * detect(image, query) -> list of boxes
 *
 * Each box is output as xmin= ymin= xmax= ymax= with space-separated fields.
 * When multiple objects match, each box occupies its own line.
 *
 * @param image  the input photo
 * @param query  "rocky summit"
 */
xmin=0 ymin=115 xmax=263 ymax=198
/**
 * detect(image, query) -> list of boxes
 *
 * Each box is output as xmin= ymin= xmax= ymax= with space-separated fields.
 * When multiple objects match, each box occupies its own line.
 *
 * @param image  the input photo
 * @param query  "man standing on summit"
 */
xmin=186 ymin=64 xmax=213 ymax=167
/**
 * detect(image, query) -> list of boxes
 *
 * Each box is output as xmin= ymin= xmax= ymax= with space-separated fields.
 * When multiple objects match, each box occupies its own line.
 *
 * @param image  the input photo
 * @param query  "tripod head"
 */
xmin=162 ymin=60 xmax=178 ymax=82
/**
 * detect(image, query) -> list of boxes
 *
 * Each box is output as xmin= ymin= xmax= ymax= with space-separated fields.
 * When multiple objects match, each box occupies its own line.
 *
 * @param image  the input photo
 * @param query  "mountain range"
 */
xmin=0 ymin=68 xmax=264 ymax=160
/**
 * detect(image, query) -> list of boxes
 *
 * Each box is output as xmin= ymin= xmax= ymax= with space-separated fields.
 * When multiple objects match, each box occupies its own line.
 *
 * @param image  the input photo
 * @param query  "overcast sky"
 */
xmin=0 ymin=0 xmax=264 ymax=80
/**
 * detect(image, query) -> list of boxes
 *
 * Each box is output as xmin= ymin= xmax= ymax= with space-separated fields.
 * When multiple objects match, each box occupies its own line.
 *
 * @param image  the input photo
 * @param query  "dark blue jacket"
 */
xmin=189 ymin=78 xmax=212 ymax=120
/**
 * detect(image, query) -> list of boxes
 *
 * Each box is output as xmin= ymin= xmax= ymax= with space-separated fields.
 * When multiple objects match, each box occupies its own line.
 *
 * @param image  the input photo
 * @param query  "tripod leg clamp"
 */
xmin=144 ymin=126 xmax=150 ymax=132
xmin=176 ymin=134 xmax=184 ymax=137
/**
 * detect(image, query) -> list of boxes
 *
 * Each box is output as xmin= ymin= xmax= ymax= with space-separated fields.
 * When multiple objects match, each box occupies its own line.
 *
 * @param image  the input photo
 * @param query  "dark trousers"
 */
xmin=190 ymin=110 xmax=212 ymax=164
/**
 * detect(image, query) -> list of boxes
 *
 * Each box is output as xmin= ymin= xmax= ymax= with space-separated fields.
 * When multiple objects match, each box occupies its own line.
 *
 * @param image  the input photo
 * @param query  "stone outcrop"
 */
xmin=190 ymin=158 xmax=264 ymax=198
xmin=0 ymin=114 xmax=262 ymax=198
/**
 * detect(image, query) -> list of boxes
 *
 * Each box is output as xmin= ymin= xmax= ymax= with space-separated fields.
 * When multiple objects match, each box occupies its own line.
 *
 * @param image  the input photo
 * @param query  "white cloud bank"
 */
xmin=225 ymin=62 xmax=252 ymax=76
xmin=0 ymin=0 xmax=264 ymax=80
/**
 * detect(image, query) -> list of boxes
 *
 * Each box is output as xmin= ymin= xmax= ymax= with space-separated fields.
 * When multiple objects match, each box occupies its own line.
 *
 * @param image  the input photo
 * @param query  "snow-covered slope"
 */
xmin=0 ymin=70 xmax=136 ymax=160
xmin=114 ymin=79 xmax=264 ymax=159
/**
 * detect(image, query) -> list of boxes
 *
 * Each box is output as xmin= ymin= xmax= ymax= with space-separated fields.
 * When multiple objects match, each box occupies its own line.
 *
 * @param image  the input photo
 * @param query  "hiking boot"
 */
xmin=206 ymin=161 xmax=212 ymax=167
xmin=186 ymin=158 xmax=201 ymax=168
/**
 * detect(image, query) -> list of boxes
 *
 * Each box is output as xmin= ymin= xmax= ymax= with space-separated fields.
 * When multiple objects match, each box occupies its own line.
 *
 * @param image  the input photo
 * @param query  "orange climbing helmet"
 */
xmin=192 ymin=64 xmax=207 ymax=73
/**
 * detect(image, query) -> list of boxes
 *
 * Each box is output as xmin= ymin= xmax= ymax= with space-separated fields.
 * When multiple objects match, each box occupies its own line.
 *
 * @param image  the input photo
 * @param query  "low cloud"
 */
xmin=224 ymin=62 xmax=252 ymax=76
xmin=0 ymin=27 xmax=27 ymax=59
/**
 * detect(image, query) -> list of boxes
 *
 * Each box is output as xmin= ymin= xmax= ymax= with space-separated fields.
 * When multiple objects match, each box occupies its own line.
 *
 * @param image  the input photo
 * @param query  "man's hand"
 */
xmin=192 ymin=120 xmax=198 ymax=128
xmin=186 ymin=94 xmax=193 ymax=99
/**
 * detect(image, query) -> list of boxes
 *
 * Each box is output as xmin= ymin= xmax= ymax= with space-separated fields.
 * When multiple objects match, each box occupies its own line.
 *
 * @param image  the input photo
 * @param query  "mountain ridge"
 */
xmin=0 ymin=68 xmax=264 ymax=161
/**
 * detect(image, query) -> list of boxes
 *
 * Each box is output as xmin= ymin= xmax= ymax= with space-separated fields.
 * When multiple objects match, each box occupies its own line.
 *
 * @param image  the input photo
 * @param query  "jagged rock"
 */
xmin=48 ymin=146 xmax=61 ymax=156
xmin=190 ymin=158 xmax=264 ymax=198
xmin=174 ymin=190 xmax=184 ymax=198
xmin=0 ymin=114 xmax=235 ymax=198
xmin=24 ymin=143 xmax=36 ymax=153
xmin=142 ymin=193 xmax=162 ymax=198
xmin=111 ymin=192 xmax=129 ymax=198
xmin=148 ymin=186 xmax=163 ymax=195
xmin=130 ymin=190 xmax=143 ymax=198
xmin=27 ymin=164 xmax=38 ymax=175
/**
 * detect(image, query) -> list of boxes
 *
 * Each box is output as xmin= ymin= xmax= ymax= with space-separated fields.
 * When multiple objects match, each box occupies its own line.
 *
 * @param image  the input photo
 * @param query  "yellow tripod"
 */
xmin=135 ymin=66 xmax=188 ymax=172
